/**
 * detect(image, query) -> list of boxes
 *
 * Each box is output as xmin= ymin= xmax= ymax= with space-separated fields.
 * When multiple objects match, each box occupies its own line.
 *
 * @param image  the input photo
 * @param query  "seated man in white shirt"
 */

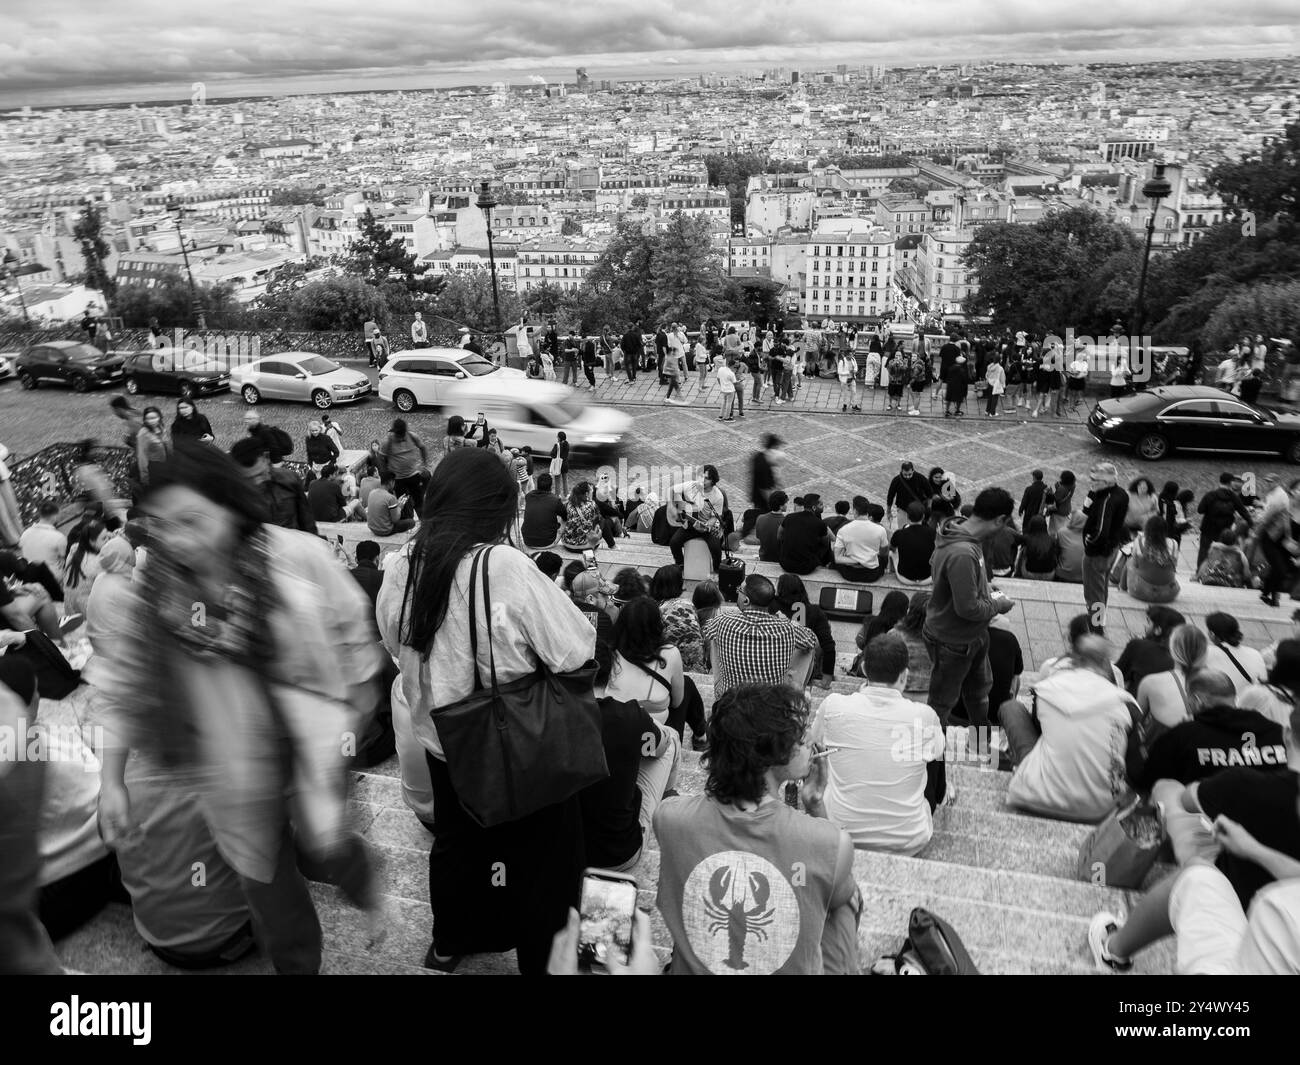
xmin=832 ymin=497 xmax=890 ymax=583
xmin=814 ymin=634 xmax=944 ymax=855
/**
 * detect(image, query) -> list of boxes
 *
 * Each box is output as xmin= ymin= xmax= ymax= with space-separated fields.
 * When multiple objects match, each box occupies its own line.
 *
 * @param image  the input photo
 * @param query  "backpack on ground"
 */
xmin=873 ymin=907 xmax=981 ymax=975
xmin=650 ymin=504 xmax=673 ymax=546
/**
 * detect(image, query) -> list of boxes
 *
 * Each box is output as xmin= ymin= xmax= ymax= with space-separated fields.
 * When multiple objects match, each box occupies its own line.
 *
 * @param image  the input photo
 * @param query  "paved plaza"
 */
xmin=1 ymin=362 xmax=1294 ymax=509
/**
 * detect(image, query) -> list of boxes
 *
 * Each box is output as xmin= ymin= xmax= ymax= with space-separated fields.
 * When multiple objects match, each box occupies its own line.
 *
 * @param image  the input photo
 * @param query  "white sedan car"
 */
xmin=0 ymin=352 xmax=14 ymax=381
xmin=445 ymin=378 xmax=632 ymax=457
xmin=378 ymin=347 xmax=525 ymax=412
xmin=228 ymin=351 xmax=372 ymax=408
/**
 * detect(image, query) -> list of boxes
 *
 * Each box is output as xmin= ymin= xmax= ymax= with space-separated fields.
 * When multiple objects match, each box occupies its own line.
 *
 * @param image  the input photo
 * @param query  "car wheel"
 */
xmin=17 ymin=370 xmax=36 ymax=390
xmin=70 ymin=374 xmax=89 ymax=393
xmin=241 ymin=384 xmax=261 ymax=405
xmin=124 ymin=377 xmax=140 ymax=395
xmin=1135 ymin=432 xmax=1169 ymax=460
xmin=393 ymin=389 xmax=416 ymax=412
xmin=1287 ymin=440 xmax=1300 ymax=466
xmin=178 ymin=381 xmax=195 ymax=400
xmin=312 ymin=389 xmax=333 ymax=409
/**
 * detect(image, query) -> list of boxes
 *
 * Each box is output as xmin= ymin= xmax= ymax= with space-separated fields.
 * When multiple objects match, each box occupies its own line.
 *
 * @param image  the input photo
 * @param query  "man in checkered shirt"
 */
xmin=703 ymin=574 xmax=819 ymax=701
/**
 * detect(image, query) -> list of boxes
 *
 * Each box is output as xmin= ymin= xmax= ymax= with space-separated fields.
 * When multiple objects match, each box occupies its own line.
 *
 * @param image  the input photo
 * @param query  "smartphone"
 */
xmin=577 ymin=868 xmax=638 ymax=971
xmin=582 ymin=548 xmax=597 ymax=572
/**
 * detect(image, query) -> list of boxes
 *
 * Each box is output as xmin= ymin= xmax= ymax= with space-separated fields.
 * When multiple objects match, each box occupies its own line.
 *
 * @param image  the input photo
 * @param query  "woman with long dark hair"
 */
xmin=95 ymin=441 xmax=384 ymax=973
xmin=601 ymin=596 xmax=684 ymax=723
xmin=170 ymin=398 xmax=214 ymax=443
xmin=549 ymin=431 xmax=570 ymax=498
xmin=376 ymin=447 xmax=596 ymax=973
xmin=1239 ymin=639 xmax=1300 ymax=729
xmin=775 ymin=573 xmax=836 ymax=681
xmin=1016 ymin=514 xmax=1059 ymax=580
xmin=1123 ymin=514 xmax=1180 ymax=603
xmin=63 ymin=520 xmax=108 ymax=616
xmin=854 ymin=589 xmax=908 ymax=675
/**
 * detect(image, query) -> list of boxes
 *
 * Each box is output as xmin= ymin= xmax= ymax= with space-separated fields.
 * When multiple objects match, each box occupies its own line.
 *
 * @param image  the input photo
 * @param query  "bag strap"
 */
xmin=632 ymin=658 xmax=672 ymax=693
xmin=478 ymin=545 xmax=501 ymax=695
xmin=1170 ymin=669 xmax=1188 ymax=710
xmin=1217 ymin=643 xmax=1252 ymax=683
xmin=464 ymin=547 xmax=487 ymax=693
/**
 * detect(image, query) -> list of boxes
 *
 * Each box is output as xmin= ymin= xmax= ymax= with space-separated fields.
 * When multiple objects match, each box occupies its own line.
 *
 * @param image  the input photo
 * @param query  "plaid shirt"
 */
xmin=703 ymin=607 xmax=818 ymax=699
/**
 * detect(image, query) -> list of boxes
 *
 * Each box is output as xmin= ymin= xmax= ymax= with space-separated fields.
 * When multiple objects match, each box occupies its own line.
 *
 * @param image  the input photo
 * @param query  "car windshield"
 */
xmin=67 ymin=344 xmax=106 ymax=361
xmin=538 ymin=395 xmax=588 ymax=422
xmin=298 ymin=356 xmax=340 ymax=376
xmin=457 ymin=355 xmax=498 ymax=377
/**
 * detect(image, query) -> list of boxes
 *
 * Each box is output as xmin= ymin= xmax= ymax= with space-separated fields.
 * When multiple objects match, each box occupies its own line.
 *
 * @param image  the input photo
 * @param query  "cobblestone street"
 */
xmin=1 ymin=363 xmax=1295 ymax=508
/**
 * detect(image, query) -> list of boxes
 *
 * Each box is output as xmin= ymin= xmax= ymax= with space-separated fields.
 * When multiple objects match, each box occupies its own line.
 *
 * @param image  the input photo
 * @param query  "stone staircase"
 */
xmin=55 ymin=669 xmax=1175 ymax=975
xmin=56 ymin=522 xmax=1286 ymax=976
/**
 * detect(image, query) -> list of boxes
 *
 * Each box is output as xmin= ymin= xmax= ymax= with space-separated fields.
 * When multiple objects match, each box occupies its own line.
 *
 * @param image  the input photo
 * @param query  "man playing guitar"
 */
xmin=669 ymin=464 xmax=725 ymax=572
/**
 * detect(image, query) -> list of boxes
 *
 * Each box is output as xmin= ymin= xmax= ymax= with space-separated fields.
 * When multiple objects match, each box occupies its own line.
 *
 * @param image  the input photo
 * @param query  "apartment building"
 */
xmin=802 ymin=219 xmax=895 ymax=322
xmin=912 ymin=229 xmax=977 ymax=315
xmin=516 ymin=239 xmax=604 ymax=292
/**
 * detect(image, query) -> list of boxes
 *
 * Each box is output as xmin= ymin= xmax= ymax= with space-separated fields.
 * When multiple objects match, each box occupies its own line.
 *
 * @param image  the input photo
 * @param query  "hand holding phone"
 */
xmin=577 ymin=869 xmax=638 ymax=971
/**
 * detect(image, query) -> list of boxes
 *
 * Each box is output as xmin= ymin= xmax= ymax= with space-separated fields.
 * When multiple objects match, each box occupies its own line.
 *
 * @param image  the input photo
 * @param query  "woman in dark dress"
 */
xmin=170 ymin=399 xmax=214 ymax=444
xmin=944 ymin=356 xmax=969 ymax=417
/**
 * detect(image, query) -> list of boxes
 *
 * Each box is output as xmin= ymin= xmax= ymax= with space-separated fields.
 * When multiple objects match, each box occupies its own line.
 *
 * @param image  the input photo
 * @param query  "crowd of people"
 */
xmin=3 ymin=367 xmax=1300 ymax=977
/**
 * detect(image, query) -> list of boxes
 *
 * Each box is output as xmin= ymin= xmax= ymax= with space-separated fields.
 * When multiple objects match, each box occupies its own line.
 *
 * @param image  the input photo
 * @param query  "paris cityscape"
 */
xmin=2 ymin=0 xmax=1299 ymax=1013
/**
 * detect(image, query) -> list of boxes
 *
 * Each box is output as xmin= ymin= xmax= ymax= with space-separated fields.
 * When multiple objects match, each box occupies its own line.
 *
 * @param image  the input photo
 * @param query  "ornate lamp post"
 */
xmin=165 ymin=195 xmax=206 ymax=330
xmin=1132 ymin=162 xmax=1172 ymax=343
xmin=475 ymin=180 xmax=503 ymax=338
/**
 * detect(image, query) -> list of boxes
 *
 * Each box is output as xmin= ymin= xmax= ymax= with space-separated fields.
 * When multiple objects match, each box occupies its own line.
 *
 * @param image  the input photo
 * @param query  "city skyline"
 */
xmin=1 ymin=0 xmax=1297 ymax=108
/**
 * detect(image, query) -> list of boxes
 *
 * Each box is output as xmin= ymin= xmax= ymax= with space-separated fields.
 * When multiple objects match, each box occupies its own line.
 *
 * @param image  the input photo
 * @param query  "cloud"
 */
xmin=0 ymin=0 xmax=1296 ymax=104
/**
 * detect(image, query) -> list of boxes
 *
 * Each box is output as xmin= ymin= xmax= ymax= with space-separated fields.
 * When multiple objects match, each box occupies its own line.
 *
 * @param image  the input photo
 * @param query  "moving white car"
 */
xmin=228 ymin=351 xmax=372 ymax=408
xmin=444 ymin=379 xmax=632 ymax=458
xmin=378 ymin=347 xmax=525 ymax=411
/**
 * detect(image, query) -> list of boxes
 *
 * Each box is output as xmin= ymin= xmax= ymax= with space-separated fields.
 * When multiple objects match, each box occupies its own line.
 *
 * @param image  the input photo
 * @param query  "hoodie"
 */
xmin=1133 ymin=703 xmax=1286 ymax=793
xmin=1082 ymin=484 xmax=1129 ymax=557
xmin=924 ymin=518 xmax=997 ymax=644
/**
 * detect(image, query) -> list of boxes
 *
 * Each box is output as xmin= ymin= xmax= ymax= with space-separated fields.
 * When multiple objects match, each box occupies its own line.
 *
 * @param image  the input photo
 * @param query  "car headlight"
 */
xmin=1101 ymin=417 xmax=1123 ymax=429
xmin=331 ymin=383 xmax=350 ymax=391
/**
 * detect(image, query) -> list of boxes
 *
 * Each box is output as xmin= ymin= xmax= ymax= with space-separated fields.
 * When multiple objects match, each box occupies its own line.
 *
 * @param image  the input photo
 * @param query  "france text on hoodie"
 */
xmin=925 ymin=517 xmax=997 ymax=644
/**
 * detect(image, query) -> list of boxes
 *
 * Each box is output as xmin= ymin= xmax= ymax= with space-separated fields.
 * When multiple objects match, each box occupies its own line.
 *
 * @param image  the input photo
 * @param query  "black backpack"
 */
xmin=877 ymin=907 xmax=981 ymax=975
xmin=650 ymin=504 xmax=673 ymax=546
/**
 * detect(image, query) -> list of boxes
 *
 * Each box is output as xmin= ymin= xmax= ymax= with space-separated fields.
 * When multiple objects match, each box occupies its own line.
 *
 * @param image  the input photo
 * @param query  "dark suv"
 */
xmin=16 ymin=340 xmax=126 ymax=392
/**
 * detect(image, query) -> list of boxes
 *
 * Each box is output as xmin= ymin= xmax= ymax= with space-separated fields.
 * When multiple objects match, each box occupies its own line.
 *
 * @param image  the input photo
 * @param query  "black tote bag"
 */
xmin=429 ymin=545 xmax=607 ymax=828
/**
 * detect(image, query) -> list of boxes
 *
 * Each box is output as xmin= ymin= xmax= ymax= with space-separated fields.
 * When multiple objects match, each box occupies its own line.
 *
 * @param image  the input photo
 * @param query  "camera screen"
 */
xmin=578 ymin=874 xmax=636 ymax=968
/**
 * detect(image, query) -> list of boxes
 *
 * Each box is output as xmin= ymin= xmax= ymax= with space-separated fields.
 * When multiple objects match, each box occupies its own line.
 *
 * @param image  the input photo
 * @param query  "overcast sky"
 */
xmin=1 ymin=0 xmax=1297 ymax=106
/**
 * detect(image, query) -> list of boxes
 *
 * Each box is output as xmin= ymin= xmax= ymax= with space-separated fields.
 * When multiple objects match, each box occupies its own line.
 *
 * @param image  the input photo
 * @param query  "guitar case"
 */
xmin=650 ymin=504 xmax=673 ymax=546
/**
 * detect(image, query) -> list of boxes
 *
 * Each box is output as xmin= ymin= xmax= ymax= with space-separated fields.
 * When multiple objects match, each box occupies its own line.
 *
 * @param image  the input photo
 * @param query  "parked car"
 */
xmin=15 ymin=340 xmax=125 ymax=392
xmin=378 ymin=347 xmax=525 ymax=412
xmin=443 ymin=378 xmax=632 ymax=458
xmin=122 ymin=348 xmax=231 ymax=399
xmin=0 ymin=352 xmax=14 ymax=382
xmin=1088 ymin=384 xmax=1300 ymax=463
xmin=227 ymin=351 xmax=371 ymax=408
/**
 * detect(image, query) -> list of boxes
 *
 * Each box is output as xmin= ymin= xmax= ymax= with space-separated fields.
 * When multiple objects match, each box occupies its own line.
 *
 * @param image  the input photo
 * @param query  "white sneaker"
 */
xmin=1088 ymin=911 xmax=1133 ymax=973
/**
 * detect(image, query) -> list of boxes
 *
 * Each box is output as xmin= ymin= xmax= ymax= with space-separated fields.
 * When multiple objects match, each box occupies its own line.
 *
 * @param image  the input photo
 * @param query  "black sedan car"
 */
xmin=1088 ymin=385 xmax=1300 ymax=464
xmin=15 ymin=340 xmax=126 ymax=392
xmin=122 ymin=349 xmax=231 ymax=399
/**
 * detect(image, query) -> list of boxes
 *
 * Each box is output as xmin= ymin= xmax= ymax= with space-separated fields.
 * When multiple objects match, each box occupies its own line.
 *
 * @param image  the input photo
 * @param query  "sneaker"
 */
xmin=842 ymin=404 xmax=848 ymax=412
xmin=58 ymin=614 xmax=85 ymax=635
xmin=908 ymin=409 xmax=920 ymax=416
xmin=1088 ymin=912 xmax=1133 ymax=973
xmin=691 ymin=733 xmax=709 ymax=752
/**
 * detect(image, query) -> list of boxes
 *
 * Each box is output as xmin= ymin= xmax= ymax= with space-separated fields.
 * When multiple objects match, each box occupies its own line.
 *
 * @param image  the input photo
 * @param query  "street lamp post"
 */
xmin=1 ymin=251 xmax=31 ymax=326
xmin=165 ymin=196 xmax=206 ymax=331
xmin=1132 ymin=162 xmax=1172 ymax=343
xmin=475 ymin=180 xmax=503 ymax=340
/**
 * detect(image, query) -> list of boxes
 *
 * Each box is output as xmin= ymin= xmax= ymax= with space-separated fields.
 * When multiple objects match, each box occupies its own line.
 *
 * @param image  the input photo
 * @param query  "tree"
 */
xmin=962 ymin=207 xmax=1142 ymax=335
xmin=815 ymin=153 xmax=914 ymax=170
xmin=286 ymin=275 xmax=390 ymax=332
xmin=650 ymin=212 xmax=727 ymax=323
xmin=584 ymin=220 xmax=660 ymax=327
xmin=722 ymin=276 xmax=784 ymax=325
xmin=115 ymin=275 xmax=240 ymax=328
xmin=342 ymin=209 xmax=418 ymax=285
xmin=703 ymin=153 xmax=806 ymax=225
xmin=1201 ymin=281 xmax=1300 ymax=351
xmin=436 ymin=272 xmax=522 ymax=333
xmin=72 ymin=200 xmax=116 ymax=302
xmin=522 ymin=281 xmax=579 ymax=325
xmin=560 ymin=217 xmax=584 ymax=237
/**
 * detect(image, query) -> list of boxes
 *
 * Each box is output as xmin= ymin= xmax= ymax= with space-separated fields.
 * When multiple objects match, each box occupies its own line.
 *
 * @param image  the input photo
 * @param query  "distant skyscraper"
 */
xmin=576 ymin=67 xmax=592 ymax=92
xmin=791 ymin=70 xmax=800 ymax=85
